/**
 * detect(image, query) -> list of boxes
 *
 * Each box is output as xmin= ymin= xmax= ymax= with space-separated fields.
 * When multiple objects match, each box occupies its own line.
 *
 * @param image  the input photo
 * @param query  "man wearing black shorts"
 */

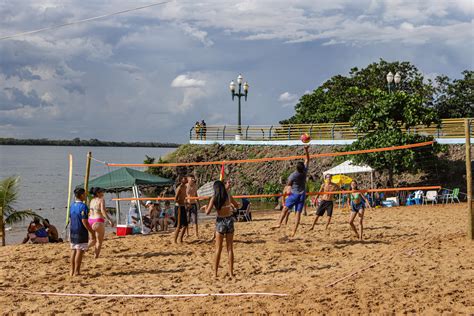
xmin=309 ymin=174 xmax=340 ymax=231
xmin=174 ymin=176 xmax=188 ymax=243
xmin=186 ymin=175 xmax=199 ymax=238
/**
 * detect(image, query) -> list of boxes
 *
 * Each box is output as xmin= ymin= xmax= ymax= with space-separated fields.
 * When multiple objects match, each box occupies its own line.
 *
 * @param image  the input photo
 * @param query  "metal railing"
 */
xmin=189 ymin=119 xmax=473 ymax=141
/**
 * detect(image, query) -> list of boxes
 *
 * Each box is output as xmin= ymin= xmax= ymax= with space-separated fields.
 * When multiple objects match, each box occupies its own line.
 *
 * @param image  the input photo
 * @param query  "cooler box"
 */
xmin=116 ymin=225 xmax=132 ymax=236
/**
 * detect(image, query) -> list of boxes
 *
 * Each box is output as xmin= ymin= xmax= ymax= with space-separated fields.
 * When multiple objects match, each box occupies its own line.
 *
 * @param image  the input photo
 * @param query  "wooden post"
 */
xmin=465 ymin=119 xmax=473 ymax=240
xmin=0 ymin=207 xmax=4 ymax=246
xmin=84 ymin=152 xmax=92 ymax=204
xmin=115 ymin=192 xmax=121 ymax=225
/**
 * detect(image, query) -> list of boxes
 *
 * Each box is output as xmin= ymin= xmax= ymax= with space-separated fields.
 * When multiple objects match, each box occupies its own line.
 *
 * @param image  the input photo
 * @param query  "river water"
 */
xmin=0 ymin=145 xmax=175 ymax=244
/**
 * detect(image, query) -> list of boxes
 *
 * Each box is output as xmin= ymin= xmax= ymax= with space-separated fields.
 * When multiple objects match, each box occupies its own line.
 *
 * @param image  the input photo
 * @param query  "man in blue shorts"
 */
xmin=69 ymin=188 xmax=94 ymax=276
xmin=272 ymin=145 xmax=310 ymax=237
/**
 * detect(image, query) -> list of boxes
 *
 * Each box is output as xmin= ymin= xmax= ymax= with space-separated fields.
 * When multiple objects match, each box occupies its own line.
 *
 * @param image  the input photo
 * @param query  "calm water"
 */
xmin=0 ymin=145 xmax=175 ymax=244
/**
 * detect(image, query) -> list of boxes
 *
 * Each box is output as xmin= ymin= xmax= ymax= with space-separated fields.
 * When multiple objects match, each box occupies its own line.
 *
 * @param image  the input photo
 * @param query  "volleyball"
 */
xmin=300 ymin=133 xmax=311 ymax=144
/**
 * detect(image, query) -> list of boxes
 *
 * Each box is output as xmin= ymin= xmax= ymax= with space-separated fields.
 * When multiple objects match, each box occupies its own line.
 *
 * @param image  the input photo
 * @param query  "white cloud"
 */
xmin=171 ymin=74 xmax=206 ymax=88
xmin=0 ymin=0 xmax=471 ymax=141
xmin=278 ymin=92 xmax=299 ymax=107
xmin=179 ymin=23 xmax=214 ymax=47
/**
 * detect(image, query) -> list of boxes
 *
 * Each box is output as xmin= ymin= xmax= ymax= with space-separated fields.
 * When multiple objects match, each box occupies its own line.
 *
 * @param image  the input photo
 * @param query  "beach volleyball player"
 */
xmin=272 ymin=144 xmax=310 ymax=237
xmin=69 ymin=188 xmax=95 ymax=276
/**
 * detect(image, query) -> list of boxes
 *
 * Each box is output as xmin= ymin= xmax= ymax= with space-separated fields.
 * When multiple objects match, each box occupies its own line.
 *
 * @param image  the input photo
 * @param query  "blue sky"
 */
xmin=0 ymin=0 xmax=472 ymax=142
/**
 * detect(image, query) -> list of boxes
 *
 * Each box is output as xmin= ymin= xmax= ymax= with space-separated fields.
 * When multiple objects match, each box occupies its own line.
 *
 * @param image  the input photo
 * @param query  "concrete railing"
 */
xmin=190 ymin=119 xmax=473 ymax=143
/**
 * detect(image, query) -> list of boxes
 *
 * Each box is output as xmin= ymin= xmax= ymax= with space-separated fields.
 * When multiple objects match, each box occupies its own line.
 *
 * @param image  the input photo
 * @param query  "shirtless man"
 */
xmin=174 ymin=176 xmax=188 ymax=243
xmin=43 ymin=219 xmax=62 ymax=243
xmin=309 ymin=174 xmax=340 ymax=231
xmin=186 ymin=175 xmax=199 ymax=238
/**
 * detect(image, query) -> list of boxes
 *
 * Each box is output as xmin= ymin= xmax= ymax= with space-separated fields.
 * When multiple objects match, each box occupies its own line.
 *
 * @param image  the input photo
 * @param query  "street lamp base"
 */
xmin=235 ymin=134 xmax=241 ymax=141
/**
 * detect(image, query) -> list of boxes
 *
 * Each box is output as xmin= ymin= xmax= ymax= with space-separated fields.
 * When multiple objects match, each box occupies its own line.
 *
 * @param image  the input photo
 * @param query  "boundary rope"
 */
xmin=106 ymin=141 xmax=434 ymax=167
xmin=111 ymin=186 xmax=441 ymax=202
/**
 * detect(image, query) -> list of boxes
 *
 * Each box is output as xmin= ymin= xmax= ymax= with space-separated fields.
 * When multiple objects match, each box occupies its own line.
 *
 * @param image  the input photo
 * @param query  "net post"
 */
xmin=0 ymin=206 xmax=4 ymax=246
xmin=84 ymin=152 xmax=92 ymax=205
xmin=465 ymin=119 xmax=473 ymax=240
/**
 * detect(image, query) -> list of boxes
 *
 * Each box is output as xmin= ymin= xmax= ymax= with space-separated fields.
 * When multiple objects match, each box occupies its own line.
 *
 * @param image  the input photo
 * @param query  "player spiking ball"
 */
xmin=272 ymin=139 xmax=310 ymax=237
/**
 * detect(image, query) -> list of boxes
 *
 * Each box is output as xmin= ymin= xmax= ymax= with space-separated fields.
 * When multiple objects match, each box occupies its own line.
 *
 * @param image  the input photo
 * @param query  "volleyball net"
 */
xmin=81 ymin=141 xmax=443 ymax=210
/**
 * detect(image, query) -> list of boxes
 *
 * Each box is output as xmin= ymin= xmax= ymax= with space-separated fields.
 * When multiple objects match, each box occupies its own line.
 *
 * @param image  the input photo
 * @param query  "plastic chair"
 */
xmin=423 ymin=190 xmax=438 ymax=205
xmin=236 ymin=199 xmax=252 ymax=222
xmin=445 ymin=188 xmax=461 ymax=204
xmin=439 ymin=189 xmax=450 ymax=204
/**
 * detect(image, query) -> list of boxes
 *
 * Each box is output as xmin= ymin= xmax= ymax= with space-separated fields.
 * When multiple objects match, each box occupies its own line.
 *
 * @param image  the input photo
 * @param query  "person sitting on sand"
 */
xmin=347 ymin=180 xmax=372 ymax=240
xmin=69 ymin=188 xmax=95 ymax=276
xmin=43 ymin=219 xmax=62 ymax=243
xmin=309 ymin=174 xmax=340 ymax=231
xmin=88 ymin=187 xmax=114 ymax=259
xmin=272 ymin=145 xmax=310 ymax=237
xmin=204 ymin=180 xmax=239 ymax=278
xmin=22 ymin=217 xmax=49 ymax=244
xmin=174 ymin=176 xmax=188 ymax=243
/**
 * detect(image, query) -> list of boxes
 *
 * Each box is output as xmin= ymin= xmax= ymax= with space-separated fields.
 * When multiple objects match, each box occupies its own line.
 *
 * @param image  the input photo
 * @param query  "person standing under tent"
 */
xmin=174 ymin=176 xmax=188 ymax=243
xmin=272 ymin=145 xmax=310 ymax=237
xmin=145 ymin=201 xmax=160 ymax=232
xmin=69 ymin=188 xmax=94 ymax=276
xmin=88 ymin=187 xmax=114 ymax=258
xmin=204 ymin=180 xmax=239 ymax=278
xmin=186 ymin=175 xmax=200 ymax=238
xmin=309 ymin=174 xmax=340 ymax=231
xmin=347 ymin=180 xmax=372 ymax=240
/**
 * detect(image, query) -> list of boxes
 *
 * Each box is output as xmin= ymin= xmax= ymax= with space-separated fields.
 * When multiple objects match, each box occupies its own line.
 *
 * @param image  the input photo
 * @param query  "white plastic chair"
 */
xmin=423 ymin=190 xmax=438 ymax=205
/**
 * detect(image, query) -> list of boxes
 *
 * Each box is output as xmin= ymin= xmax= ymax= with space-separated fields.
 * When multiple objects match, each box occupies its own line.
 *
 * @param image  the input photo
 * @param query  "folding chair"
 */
xmin=236 ymin=198 xmax=252 ymax=222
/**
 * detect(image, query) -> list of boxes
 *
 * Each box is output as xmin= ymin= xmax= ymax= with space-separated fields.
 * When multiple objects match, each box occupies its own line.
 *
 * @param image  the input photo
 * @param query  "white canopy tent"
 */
xmin=323 ymin=160 xmax=375 ymax=189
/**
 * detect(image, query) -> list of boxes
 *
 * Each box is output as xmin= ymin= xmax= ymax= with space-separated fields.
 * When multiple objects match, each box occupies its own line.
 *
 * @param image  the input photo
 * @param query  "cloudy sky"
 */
xmin=0 ymin=0 xmax=472 ymax=143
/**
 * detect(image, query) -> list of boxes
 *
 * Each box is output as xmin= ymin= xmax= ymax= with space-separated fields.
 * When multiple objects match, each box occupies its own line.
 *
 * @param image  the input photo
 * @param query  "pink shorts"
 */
xmin=88 ymin=218 xmax=105 ymax=226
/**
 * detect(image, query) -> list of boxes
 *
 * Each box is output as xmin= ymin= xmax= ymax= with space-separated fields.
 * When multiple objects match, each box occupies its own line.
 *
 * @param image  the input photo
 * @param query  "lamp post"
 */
xmin=386 ymin=71 xmax=401 ymax=93
xmin=229 ymin=74 xmax=249 ymax=135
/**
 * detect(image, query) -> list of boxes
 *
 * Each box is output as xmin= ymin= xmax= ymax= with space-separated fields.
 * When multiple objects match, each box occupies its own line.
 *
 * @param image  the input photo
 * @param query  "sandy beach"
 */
xmin=1 ymin=204 xmax=473 ymax=314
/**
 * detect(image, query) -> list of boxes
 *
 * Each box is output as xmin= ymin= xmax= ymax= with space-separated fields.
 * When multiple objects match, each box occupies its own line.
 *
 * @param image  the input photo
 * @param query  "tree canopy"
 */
xmin=433 ymin=70 xmax=473 ymax=118
xmin=281 ymin=59 xmax=471 ymax=125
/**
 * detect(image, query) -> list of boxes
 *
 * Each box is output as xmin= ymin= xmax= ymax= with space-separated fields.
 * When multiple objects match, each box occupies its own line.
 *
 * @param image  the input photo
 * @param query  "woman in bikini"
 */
xmin=88 ymin=187 xmax=113 ymax=258
xmin=347 ymin=180 xmax=372 ymax=240
xmin=204 ymin=180 xmax=239 ymax=278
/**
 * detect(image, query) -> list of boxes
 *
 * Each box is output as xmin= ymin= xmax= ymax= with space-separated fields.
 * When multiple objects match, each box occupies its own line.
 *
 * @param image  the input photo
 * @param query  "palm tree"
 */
xmin=0 ymin=176 xmax=41 ymax=246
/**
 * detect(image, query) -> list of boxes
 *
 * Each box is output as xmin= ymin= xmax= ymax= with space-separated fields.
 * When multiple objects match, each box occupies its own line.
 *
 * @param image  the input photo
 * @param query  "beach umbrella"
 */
xmin=331 ymin=174 xmax=353 ymax=185
xmin=197 ymin=181 xmax=215 ymax=197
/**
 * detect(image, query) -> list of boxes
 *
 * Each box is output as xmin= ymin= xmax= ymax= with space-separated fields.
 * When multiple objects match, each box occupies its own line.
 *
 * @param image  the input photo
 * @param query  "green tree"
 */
xmin=144 ymin=156 xmax=175 ymax=180
xmin=347 ymin=90 xmax=441 ymax=185
xmin=282 ymin=59 xmax=434 ymax=124
xmin=434 ymin=70 xmax=474 ymax=118
xmin=0 ymin=176 xmax=41 ymax=246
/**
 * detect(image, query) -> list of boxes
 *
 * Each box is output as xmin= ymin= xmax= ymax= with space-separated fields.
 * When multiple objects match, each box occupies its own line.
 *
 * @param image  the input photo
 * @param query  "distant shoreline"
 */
xmin=0 ymin=138 xmax=181 ymax=148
